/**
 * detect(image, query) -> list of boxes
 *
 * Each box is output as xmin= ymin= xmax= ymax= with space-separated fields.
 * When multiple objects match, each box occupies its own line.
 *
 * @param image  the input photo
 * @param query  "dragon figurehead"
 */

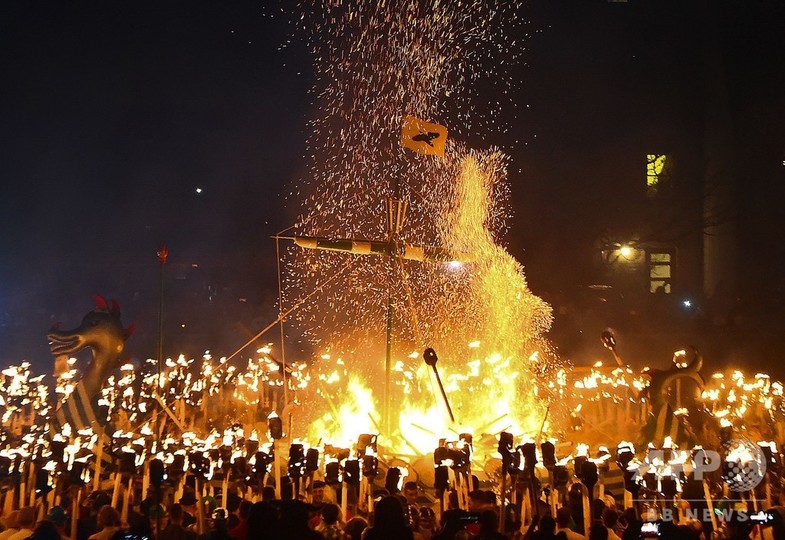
xmin=48 ymin=295 xmax=133 ymax=397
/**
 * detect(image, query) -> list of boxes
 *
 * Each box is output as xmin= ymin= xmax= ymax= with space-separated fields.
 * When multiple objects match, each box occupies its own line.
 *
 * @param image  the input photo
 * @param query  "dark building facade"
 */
xmin=517 ymin=0 xmax=785 ymax=371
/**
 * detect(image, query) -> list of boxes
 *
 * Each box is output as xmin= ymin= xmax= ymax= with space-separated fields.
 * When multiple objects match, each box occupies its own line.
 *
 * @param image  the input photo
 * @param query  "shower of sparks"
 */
xmin=275 ymin=1 xmax=555 ymax=447
xmin=282 ymin=0 xmax=529 ymax=340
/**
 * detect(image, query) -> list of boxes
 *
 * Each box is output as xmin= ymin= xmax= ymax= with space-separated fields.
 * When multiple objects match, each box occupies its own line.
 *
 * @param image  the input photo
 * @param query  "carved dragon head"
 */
xmin=48 ymin=295 xmax=133 ymax=392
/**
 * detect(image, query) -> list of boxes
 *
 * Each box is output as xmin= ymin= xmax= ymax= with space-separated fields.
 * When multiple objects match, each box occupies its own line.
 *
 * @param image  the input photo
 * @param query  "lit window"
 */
xmin=649 ymin=252 xmax=672 ymax=294
xmin=646 ymin=154 xmax=668 ymax=197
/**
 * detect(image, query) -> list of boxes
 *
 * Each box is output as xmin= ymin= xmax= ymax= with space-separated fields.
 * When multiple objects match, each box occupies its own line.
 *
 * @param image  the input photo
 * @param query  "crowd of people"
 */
xmin=1 ymin=479 xmax=784 ymax=540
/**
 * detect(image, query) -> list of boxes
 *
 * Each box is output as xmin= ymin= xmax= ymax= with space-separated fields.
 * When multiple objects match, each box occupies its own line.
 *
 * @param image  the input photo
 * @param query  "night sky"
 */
xmin=2 ymin=1 xmax=784 ymax=372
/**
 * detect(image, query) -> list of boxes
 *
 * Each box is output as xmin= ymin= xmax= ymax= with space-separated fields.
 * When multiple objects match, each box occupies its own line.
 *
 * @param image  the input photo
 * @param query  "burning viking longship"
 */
xmin=0 ymin=288 xmax=783 ymax=535
xmin=12 ymin=294 xmax=784 ymax=466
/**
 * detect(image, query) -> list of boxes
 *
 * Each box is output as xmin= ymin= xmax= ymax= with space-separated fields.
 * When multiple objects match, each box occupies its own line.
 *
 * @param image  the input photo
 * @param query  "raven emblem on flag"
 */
xmin=401 ymin=115 xmax=448 ymax=157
